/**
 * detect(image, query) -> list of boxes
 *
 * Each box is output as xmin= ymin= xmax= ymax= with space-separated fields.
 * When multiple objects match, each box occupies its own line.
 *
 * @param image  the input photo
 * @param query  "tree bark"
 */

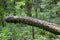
xmin=5 ymin=16 xmax=60 ymax=35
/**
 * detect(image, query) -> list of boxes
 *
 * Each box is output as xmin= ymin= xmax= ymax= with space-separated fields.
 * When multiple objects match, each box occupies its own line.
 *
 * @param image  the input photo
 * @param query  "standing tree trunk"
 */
xmin=13 ymin=0 xmax=16 ymax=16
xmin=25 ymin=0 xmax=35 ymax=39
xmin=2 ymin=0 xmax=7 ymax=27
xmin=25 ymin=0 xmax=32 ymax=16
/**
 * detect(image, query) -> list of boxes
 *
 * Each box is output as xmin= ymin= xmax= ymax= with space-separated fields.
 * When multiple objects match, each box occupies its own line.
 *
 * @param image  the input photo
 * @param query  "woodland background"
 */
xmin=0 ymin=0 xmax=60 ymax=40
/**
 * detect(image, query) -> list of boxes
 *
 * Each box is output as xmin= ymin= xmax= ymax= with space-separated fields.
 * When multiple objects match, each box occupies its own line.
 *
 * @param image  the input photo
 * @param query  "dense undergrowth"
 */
xmin=0 ymin=0 xmax=60 ymax=40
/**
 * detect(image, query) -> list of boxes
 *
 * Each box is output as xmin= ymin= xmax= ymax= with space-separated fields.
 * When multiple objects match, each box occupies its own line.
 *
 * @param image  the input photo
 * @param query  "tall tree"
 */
xmin=25 ymin=0 xmax=35 ymax=39
xmin=13 ymin=0 xmax=16 ymax=16
xmin=1 ymin=0 xmax=7 ymax=27
xmin=25 ymin=0 xmax=32 ymax=16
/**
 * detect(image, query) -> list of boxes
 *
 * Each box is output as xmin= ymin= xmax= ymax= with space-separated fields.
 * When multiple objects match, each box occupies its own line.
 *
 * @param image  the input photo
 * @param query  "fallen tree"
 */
xmin=5 ymin=16 xmax=60 ymax=35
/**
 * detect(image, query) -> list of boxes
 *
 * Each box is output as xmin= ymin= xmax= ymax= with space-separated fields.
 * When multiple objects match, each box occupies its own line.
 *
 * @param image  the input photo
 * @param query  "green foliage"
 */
xmin=0 ymin=0 xmax=60 ymax=40
xmin=0 ymin=28 xmax=11 ymax=40
xmin=16 ymin=2 xmax=25 ymax=6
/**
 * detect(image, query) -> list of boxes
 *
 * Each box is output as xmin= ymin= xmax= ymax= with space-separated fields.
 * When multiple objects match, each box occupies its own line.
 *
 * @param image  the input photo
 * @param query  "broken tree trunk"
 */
xmin=5 ymin=16 xmax=60 ymax=35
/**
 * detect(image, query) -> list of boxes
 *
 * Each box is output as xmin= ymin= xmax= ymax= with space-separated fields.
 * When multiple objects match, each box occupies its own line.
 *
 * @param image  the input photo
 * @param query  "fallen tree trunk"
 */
xmin=5 ymin=16 xmax=60 ymax=35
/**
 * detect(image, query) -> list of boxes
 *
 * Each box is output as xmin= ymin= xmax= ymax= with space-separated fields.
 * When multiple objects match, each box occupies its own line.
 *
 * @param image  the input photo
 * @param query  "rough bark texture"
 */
xmin=5 ymin=16 xmax=60 ymax=35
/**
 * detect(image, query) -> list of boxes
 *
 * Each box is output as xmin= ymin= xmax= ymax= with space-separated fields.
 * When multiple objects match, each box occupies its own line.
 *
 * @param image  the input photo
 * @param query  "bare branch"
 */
xmin=5 ymin=16 xmax=60 ymax=35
